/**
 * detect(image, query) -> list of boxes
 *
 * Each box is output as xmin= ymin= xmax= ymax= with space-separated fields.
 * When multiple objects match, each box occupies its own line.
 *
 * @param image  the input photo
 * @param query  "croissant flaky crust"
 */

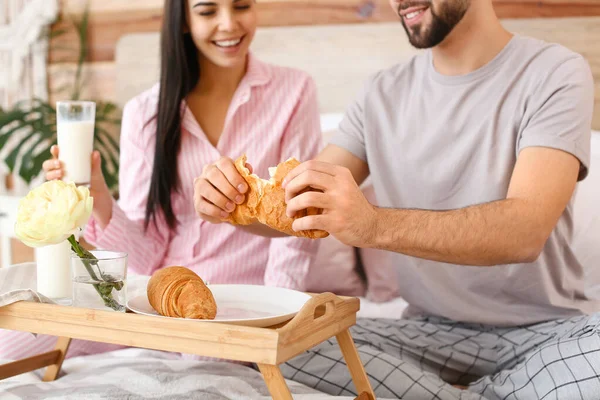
xmin=147 ymin=266 xmax=217 ymax=320
xmin=225 ymin=155 xmax=329 ymax=239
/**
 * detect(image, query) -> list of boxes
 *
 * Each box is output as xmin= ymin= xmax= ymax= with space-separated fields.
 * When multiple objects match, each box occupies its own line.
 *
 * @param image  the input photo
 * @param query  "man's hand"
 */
xmin=283 ymin=160 xmax=377 ymax=247
xmin=283 ymin=146 xmax=580 ymax=266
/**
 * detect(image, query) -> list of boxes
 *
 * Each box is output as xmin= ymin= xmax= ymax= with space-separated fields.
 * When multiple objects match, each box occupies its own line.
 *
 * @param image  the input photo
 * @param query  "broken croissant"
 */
xmin=147 ymin=266 xmax=217 ymax=319
xmin=225 ymin=155 xmax=329 ymax=239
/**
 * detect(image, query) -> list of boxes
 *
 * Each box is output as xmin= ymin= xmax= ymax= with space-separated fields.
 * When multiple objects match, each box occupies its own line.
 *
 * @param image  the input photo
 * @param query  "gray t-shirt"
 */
xmin=332 ymin=35 xmax=596 ymax=326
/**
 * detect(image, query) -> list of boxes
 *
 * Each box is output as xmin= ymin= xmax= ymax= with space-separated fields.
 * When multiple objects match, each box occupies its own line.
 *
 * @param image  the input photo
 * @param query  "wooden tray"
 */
xmin=0 ymin=292 xmax=375 ymax=399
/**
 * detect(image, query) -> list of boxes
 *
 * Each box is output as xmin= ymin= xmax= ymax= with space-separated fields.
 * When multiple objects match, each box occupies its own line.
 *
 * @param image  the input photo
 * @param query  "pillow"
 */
xmin=358 ymin=178 xmax=401 ymax=303
xmin=304 ymin=113 xmax=366 ymax=296
xmin=319 ymin=112 xmax=346 ymax=146
xmin=319 ymin=113 xmax=345 ymax=135
xmin=306 ymin=236 xmax=366 ymax=296
xmin=572 ymin=131 xmax=600 ymax=297
xmin=313 ymin=113 xmax=399 ymax=301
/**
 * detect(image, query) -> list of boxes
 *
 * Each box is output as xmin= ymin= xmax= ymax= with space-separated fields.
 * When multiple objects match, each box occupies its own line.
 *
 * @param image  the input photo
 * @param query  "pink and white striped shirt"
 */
xmin=0 ymin=55 xmax=322 ymax=361
xmin=85 ymin=55 xmax=322 ymax=289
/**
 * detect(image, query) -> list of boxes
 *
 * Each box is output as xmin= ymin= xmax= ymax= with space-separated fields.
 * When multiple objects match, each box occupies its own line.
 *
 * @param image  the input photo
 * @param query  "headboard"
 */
xmin=115 ymin=18 xmax=600 ymax=126
xmin=115 ymin=23 xmax=416 ymax=114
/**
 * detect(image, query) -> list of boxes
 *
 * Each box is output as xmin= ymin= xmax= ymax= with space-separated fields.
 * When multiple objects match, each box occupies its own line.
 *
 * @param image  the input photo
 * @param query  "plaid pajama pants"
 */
xmin=281 ymin=313 xmax=600 ymax=399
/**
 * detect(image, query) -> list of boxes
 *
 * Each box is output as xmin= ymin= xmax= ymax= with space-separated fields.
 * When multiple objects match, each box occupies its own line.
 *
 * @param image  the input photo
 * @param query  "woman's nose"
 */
xmin=218 ymin=10 xmax=236 ymax=31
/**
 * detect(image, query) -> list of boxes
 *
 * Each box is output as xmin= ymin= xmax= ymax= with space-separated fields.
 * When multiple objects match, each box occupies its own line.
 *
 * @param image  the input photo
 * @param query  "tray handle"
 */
xmin=280 ymin=292 xmax=341 ymax=334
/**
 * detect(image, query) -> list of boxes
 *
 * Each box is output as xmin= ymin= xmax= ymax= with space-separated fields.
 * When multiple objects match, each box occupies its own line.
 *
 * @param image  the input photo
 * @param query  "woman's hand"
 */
xmin=42 ymin=145 xmax=114 ymax=229
xmin=194 ymin=156 xmax=249 ymax=224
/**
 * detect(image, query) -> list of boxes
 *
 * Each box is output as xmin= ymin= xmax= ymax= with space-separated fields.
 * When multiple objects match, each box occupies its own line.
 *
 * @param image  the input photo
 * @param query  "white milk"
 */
xmin=57 ymin=120 xmax=95 ymax=185
xmin=35 ymin=240 xmax=73 ymax=302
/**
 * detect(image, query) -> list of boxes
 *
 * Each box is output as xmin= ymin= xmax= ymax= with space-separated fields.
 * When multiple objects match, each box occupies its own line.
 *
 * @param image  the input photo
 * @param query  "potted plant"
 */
xmin=0 ymin=7 xmax=120 ymax=194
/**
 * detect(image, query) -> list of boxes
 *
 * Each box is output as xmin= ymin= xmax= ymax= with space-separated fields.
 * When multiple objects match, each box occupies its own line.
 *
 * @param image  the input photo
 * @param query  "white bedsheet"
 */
xmin=357 ymin=297 xmax=408 ymax=320
xmin=0 ymin=348 xmax=392 ymax=400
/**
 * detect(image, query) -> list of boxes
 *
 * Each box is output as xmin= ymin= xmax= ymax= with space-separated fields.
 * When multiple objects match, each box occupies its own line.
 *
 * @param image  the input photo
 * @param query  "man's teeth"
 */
xmin=406 ymin=9 xmax=425 ymax=19
xmin=215 ymin=38 xmax=242 ymax=48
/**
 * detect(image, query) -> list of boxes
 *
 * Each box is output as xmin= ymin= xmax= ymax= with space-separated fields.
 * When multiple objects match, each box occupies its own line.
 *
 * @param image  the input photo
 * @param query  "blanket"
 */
xmin=0 ymin=348 xmax=376 ymax=400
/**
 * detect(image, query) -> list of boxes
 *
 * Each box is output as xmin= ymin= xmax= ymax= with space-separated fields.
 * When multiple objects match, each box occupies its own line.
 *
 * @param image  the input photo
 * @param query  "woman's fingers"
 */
xmin=205 ymin=165 xmax=244 ymax=204
xmin=195 ymin=157 xmax=251 ymax=224
xmin=194 ymin=177 xmax=233 ymax=218
xmin=42 ymin=155 xmax=63 ymax=181
xmin=42 ymin=158 xmax=60 ymax=172
xmin=215 ymin=157 xmax=248 ymax=197
xmin=50 ymin=145 xmax=59 ymax=159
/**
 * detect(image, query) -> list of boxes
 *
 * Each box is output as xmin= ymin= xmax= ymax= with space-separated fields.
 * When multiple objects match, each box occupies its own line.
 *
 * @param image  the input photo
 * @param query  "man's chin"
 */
xmin=403 ymin=24 xmax=452 ymax=49
xmin=407 ymin=35 xmax=434 ymax=49
xmin=402 ymin=27 xmax=431 ymax=49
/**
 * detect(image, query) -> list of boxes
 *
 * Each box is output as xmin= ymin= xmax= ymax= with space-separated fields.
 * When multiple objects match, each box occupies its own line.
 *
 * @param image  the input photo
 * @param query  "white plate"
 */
xmin=126 ymin=284 xmax=311 ymax=327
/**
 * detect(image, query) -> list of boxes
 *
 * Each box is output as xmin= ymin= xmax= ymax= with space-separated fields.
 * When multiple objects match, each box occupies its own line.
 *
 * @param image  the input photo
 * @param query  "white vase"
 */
xmin=35 ymin=240 xmax=73 ymax=304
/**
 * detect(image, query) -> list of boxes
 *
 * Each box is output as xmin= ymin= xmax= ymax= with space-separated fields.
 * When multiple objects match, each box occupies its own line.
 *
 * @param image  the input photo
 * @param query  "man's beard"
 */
xmin=399 ymin=1 xmax=470 ymax=49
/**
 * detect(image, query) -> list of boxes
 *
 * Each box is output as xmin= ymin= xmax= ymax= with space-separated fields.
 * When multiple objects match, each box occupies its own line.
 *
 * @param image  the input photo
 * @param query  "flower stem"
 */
xmin=67 ymin=235 xmax=124 ymax=311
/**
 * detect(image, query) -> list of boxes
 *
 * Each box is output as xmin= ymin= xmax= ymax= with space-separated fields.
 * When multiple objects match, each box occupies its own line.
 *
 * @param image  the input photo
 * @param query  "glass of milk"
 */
xmin=35 ymin=240 xmax=73 ymax=305
xmin=56 ymin=101 xmax=96 ymax=186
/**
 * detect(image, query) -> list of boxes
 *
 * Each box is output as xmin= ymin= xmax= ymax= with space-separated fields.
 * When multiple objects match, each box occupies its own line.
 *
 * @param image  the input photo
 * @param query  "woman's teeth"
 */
xmin=214 ymin=38 xmax=242 ymax=48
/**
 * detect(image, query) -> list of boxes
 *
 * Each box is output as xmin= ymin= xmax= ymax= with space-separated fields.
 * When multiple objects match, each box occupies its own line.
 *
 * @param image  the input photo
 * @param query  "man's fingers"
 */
xmin=216 ymin=157 xmax=248 ymax=194
xmin=286 ymin=192 xmax=330 ymax=217
xmin=292 ymin=215 xmax=328 ymax=233
xmin=282 ymin=160 xmax=338 ymax=188
xmin=284 ymin=170 xmax=335 ymax=202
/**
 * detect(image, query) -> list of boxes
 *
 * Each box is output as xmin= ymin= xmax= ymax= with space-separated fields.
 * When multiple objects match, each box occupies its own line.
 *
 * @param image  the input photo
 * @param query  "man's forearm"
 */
xmin=368 ymin=198 xmax=548 ymax=266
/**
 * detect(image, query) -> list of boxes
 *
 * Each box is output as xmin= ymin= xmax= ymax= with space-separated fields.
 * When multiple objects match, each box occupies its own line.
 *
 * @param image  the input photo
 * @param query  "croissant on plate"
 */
xmin=225 ymin=154 xmax=329 ymax=239
xmin=147 ymin=266 xmax=217 ymax=320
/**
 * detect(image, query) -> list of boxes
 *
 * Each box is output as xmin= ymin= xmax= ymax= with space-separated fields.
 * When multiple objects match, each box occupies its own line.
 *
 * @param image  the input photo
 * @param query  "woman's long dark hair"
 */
xmin=145 ymin=0 xmax=199 ymax=231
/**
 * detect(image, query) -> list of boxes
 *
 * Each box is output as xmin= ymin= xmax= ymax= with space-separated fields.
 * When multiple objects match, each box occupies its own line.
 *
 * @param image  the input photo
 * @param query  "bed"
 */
xmin=0 ymin=348 xmax=348 ymax=399
xmin=1 ymin=159 xmax=597 ymax=399
xmin=2 ymin=18 xmax=600 ymax=400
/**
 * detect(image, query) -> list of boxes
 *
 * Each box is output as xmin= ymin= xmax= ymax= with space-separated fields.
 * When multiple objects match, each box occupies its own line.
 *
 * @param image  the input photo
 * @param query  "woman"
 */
xmin=1 ymin=0 xmax=321 ymax=361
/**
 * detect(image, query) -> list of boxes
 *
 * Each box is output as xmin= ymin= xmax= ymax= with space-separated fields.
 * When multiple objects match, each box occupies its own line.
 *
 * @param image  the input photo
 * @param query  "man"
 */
xmin=194 ymin=0 xmax=598 ymax=398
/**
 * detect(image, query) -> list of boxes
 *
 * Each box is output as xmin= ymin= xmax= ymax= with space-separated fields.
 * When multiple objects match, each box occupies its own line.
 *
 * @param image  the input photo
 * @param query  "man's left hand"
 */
xmin=283 ymin=160 xmax=377 ymax=247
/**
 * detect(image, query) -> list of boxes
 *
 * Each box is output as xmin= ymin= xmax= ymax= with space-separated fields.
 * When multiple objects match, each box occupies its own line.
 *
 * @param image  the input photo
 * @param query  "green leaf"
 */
xmin=97 ymin=125 xmax=121 ymax=151
xmin=27 ymin=151 xmax=53 ymax=183
xmin=70 ymin=3 xmax=89 ymax=101
xmin=50 ymin=83 xmax=74 ymax=94
xmin=18 ymin=136 xmax=52 ymax=183
xmin=0 ymin=120 xmax=29 ymax=149
xmin=94 ymin=130 xmax=120 ymax=191
xmin=96 ymin=102 xmax=118 ymax=116
xmin=49 ymin=30 xmax=70 ymax=40
xmin=95 ymin=128 xmax=120 ymax=166
xmin=95 ymin=126 xmax=118 ymax=150
xmin=101 ymin=156 xmax=118 ymax=192
xmin=5 ymin=129 xmax=39 ymax=171
xmin=0 ymin=109 xmax=27 ymax=128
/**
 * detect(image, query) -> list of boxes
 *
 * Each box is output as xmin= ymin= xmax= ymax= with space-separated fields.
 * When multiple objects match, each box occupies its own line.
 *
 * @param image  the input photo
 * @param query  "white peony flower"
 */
xmin=14 ymin=180 xmax=93 ymax=248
